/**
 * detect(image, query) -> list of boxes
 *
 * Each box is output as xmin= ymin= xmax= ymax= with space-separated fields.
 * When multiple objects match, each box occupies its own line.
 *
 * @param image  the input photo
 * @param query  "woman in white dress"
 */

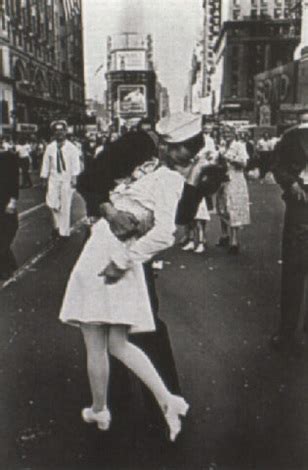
xmin=216 ymin=126 xmax=250 ymax=254
xmin=59 ymin=115 xmax=205 ymax=441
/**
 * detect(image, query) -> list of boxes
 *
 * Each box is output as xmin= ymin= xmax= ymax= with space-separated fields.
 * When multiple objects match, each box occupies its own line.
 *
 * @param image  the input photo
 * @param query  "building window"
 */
xmin=251 ymin=0 xmax=258 ymax=7
xmin=1 ymin=10 xmax=6 ymax=30
xmin=251 ymin=9 xmax=258 ymax=18
xmin=233 ymin=9 xmax=241 ymax=20
xmin=0 ymin=100 xmax=9 ymax=124
xmin=274 ymin=8 xmax=282 ymax=18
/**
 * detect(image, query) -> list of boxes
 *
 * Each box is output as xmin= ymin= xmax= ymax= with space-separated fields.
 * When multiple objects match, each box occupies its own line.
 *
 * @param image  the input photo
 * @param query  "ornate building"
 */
xmin=201 ymin=0 xmax=302 ymax=121
xmin=0 ymin=0 xmax=85 ymax=137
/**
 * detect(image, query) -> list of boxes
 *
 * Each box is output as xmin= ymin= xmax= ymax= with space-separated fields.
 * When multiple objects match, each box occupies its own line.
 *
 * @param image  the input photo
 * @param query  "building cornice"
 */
xmin=213 ymin=17 xmax=300 ymax=53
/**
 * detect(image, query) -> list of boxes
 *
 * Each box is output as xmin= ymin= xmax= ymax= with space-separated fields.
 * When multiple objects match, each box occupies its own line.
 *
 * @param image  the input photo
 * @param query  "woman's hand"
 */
xmin=98 ymin=261 xmax=126 ymax=284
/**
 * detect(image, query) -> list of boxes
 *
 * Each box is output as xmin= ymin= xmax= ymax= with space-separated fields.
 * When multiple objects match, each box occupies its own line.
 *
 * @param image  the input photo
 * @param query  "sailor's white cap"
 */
xmin=50 ymin=120 xmax=68 ymax=132
xmin=156 ymin=112 xmax=202 ymax=144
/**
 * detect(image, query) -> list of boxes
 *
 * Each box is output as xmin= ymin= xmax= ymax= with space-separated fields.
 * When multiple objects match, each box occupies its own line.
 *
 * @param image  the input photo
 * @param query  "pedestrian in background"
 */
xmin=16 ymin=137 xmax=32 ymax=188
xmin=94 ymin=133 xmax=108 ymax=158
xmin=0 ymin=138 xmax=19 ymax=280
xmin=182 ymin=123 xmax=216 ymax=253
xmin=40 ymin=120 xmax=81 ymax=240
xmin=29 ymin=134 xmax=39 ymax=171
xmin=216 ymin=125 xmax=250 ymax=254
xmin=271 ymin=111 xmax=308 ymax=350
xmin=257 ymin=131 xmax=272 ymax=182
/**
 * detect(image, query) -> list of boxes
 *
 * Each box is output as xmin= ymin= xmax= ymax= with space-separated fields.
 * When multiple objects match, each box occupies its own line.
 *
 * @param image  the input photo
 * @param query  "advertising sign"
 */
xmin=118 ymin=85 xmax=147 ymax=116
xmin=16 ymin=123 xmax=38 ymax=133
xmin=255 ymin=63 xmax=297 ymax=108
xmin=114 ymin=50 xmax=146 ymax=71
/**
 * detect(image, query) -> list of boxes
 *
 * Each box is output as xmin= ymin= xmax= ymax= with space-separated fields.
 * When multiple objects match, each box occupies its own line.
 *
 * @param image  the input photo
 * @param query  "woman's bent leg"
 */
xmin=108 ymin=325 xmax=170 ymax=410
xmin=108 ymin=325 xmax=189 ymax=441
xmin=81 ymin=324 xmax=110 ymax=412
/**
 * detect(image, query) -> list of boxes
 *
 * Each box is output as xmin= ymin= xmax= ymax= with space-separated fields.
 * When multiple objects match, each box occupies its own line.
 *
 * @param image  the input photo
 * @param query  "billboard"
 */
xmin=118 ymin=85 xmax=147 ymax=116
xmin=255 ymin=64 xmax=296 ymax=106
xmin=255 ymin=62 xmax=298 ymax=125
xmin=114 ymin=50 xmax=146 ymax=71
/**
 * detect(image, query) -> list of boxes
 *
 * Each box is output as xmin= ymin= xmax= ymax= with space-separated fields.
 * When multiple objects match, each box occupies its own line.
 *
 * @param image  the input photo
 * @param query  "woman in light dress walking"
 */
xmin=216 ymin=125 xmax=251 ymax=254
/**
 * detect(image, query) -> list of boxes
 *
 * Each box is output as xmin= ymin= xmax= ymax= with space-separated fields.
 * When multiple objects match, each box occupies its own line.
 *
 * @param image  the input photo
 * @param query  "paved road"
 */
xmin=0 ymin=180 xmax=308 ymax=470
xmin=11 ymin=172 xmax=86 ymax=270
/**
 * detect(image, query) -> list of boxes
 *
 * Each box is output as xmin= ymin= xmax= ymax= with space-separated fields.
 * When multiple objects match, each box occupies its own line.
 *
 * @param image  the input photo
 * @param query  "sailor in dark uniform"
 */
xmin=272 ymin=111 xmax=308 ymax=350
xmin=0 ymin=139 xmax=19 ymax=280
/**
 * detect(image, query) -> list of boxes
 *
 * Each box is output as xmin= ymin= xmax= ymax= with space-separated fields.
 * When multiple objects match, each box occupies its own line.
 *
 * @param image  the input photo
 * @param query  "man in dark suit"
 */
xmin=0 ymin=139 xmax=19 ymax=280
xmin=271 ymin=111 xmax=308 ymax=349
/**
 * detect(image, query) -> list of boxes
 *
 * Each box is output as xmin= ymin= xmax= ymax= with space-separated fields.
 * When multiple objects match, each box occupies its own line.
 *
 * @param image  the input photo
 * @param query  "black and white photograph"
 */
xmin=0 ymin=0 xmax=308 ymax=469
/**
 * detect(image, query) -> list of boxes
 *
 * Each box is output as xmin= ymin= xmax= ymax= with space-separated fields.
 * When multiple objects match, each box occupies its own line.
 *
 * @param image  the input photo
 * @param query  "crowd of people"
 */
xmin=1 ymin=110 xmax=308 ymax=444
xmin=0 ymin=118 xmax=285 ymax=288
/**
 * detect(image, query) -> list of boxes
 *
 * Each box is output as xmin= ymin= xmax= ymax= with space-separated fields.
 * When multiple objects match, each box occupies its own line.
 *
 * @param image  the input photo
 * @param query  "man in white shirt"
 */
xmin=257 ymin=132 xmax=273 ymax=180
xmin=199 ymin=124 xmax=217 ymax=160
xmin=16 ymin=139 xmax=32 ymax=188
xmin=41 ymin=121 xmax=81 ymax=240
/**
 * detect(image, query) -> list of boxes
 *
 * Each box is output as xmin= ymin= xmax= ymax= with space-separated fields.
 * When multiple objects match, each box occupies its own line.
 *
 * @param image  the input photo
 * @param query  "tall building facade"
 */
xmin=222 ymin=0 xmax=301 ymax=22
xmin=202 ymin=0 xmax=301 ymax=121
xmin=156 ymin=81 xmax=170 ymax=119
xmin=202 ymin=0 xmax=221 ymax=98
xmin=0 ymin=0 xmax=85 ymax=137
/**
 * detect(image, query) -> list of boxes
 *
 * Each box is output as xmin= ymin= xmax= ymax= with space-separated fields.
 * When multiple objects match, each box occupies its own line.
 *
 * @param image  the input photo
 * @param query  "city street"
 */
xmin=1 ymin=179 xmax=308 ymax=470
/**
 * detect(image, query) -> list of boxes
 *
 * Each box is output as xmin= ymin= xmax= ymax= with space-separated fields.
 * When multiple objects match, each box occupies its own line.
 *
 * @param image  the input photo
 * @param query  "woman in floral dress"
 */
xmin=216 ymin=126 xmax=250 ymax=254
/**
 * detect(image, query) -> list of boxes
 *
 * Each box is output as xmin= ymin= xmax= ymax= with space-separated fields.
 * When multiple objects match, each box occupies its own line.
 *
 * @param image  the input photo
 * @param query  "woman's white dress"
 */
xmin=195 ymin=198 xmax=210 ymax=221
xmin=59 ymin=166 xmax=184 ymax=334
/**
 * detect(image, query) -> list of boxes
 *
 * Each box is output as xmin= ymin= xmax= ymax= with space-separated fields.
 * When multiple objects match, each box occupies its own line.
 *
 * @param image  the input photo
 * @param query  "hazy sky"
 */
xmin=82 ymin=0 xmax=203 ymax=112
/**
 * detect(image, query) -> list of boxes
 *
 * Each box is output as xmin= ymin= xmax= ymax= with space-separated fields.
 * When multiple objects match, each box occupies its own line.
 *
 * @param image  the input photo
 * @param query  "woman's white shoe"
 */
xmin=194 ymin=243 xmax=205 ymax=254
xmin=81 ymin=407 xmax=111 ymax=431
xmin=163 ymin=396 xmax=189 ymax=442
xmin=182 ymin=241 xmax=195 ymax=252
